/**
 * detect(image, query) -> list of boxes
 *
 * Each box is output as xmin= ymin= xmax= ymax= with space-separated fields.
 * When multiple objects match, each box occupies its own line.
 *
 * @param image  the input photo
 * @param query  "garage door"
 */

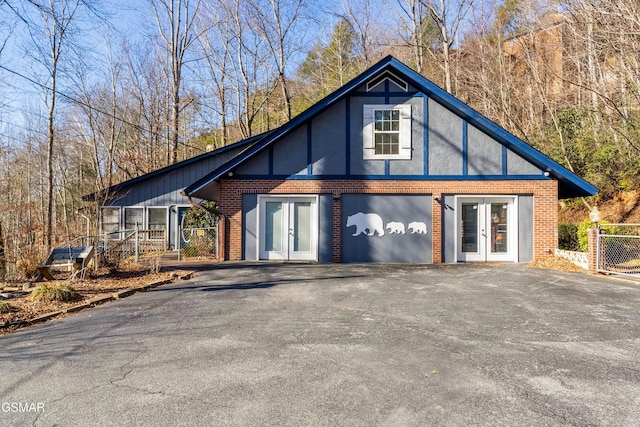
xmin=342 ymin=194 xmax=432 ymax=263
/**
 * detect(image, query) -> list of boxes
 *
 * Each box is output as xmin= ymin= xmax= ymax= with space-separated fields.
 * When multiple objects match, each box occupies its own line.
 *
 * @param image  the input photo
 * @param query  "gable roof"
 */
xmin=184 ymin=55 xmax=597 ymax=199
xmin=83 ymin=131 xmax=272 ymax=202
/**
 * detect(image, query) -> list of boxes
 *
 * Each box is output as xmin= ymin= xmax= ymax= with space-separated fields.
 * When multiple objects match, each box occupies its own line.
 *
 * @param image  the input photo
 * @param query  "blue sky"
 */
xmin=0 ymin=0 xmax=381 ymax=145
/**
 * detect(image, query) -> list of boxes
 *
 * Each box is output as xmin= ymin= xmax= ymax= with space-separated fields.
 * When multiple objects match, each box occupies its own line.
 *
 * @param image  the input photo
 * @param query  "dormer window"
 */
xmin=363 ymin=104 xmax=412 ymax=160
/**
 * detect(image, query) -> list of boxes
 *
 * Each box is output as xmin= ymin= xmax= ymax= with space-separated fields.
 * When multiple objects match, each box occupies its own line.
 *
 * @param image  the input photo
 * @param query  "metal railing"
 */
xmin=597 ymin=224 xmax=640 ymax=279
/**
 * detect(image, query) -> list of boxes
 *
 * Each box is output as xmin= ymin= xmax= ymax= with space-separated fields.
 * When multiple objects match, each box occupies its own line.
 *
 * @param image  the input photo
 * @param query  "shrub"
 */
xmin=0 ymin=301 xmax=18 ymax=314
xmin=577 ymin=217 xmax=594 ymax=252
xmin=16 ymin=249 xmax=46 ymax=280
xmin=29 ymin=284 xmax=81 ymax=303
xmin=558 ymin=222 xmax=579 ymax=251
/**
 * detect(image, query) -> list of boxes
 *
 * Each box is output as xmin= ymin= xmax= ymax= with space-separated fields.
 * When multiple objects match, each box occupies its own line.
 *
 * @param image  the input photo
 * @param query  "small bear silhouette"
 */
xmin=346 ymin=212 xmax=385 ymax=237
xmin=408 ymin=221 xmax=428 ymax=234
xmin=386 ymin=222 xmax=406 ymax=234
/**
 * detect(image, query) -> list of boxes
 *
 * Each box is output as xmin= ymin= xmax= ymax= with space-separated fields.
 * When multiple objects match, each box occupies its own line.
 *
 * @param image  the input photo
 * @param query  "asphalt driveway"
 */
xmin=1 ymin=263 xmax=640 ymax=426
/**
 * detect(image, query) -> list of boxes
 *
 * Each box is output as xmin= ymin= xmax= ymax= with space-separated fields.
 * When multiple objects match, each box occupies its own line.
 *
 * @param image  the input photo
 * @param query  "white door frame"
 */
xmin=455 ymin=196 xmax=518 ymax=262
xmin=258 ymin=195 xmax=318 ymax=261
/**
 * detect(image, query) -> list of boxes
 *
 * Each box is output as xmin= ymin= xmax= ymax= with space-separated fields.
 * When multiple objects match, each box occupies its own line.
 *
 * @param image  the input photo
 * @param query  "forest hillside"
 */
xmin=0 ymin=0 xmax=639 ymax=274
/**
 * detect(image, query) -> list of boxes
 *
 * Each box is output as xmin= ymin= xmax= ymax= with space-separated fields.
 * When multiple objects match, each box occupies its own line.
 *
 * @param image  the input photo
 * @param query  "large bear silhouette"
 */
xmin=346 ymin=212 xmax=385 ymax=237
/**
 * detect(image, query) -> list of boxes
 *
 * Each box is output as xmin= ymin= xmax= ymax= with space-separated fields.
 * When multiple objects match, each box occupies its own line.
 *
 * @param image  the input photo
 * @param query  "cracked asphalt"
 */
xmin=1 ymin=263 xmax=640 ymax=426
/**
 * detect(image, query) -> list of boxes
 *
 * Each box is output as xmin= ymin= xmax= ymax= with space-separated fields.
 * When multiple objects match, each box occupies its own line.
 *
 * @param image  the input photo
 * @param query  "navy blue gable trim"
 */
xmin=366 ymin=70 xmax=409 ymax=92
xmin=502 ymin=146 xmax=508 ymax=176
xmin=225 ymin=174 xmax=552 ymax=181
xmin=423 ymin=96 xmax=429 ymax=175
xmin=353 ymin=91 xmax=420 ymax=97
xmin=184 ymin=55 xmax=597 ymax=199
xmin=306 ymin=122 xmax=312 ymax=175
xmin=462 ymin=121 xmax=468 ymax=176
xmin=345 ymin=97 xmax=351 ymax=175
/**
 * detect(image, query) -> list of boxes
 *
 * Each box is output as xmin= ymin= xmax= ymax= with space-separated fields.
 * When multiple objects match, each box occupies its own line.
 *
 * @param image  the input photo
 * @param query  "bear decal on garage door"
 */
xmin=346 ymin=213 xmax=428 ymax=238
xmin=346 ymin=212 xmax=385 ymax=236
xmin=408 ymin=221 xmax=428 ymax=234
xmin=386 ymin=222 xmax=406 ymax=234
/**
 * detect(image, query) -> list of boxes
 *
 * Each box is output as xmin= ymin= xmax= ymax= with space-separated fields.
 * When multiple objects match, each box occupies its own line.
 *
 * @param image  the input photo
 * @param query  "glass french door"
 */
xmin=457 ymin=197 xmax=516 ymax=262
xmin=259 ymin=196 xmax=317 ymax=261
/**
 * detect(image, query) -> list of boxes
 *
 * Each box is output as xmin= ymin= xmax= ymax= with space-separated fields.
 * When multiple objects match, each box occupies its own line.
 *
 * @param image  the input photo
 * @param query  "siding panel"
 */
xmin=311 ymin=100 xmax=347 ymax=175
xmin=468 ymin=124 xmax=503 ymax=175
xmin=428 ymin=99 xmax=463 ymax=175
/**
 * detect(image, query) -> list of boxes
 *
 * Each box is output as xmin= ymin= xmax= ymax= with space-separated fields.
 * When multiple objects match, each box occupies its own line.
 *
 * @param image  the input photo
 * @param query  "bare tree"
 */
xmin=149 ymin=0 xmax=203 ymax=164
xmin=193 ymin=1 xmax=232 ymax=146
xmin=338 ymin=0 xmax=384 ymax=68
xmin=247 ymin=0 xmax=305 ymax=121
xmin=19 ymin=0 xmax=84 ymax=252
xmin=391 ymin=0 xmax=429 ymax=73
xmin=224 ymin=0 xmax=276 ymax=138
xmin=421 ymin=0 xmax=474 ymax=94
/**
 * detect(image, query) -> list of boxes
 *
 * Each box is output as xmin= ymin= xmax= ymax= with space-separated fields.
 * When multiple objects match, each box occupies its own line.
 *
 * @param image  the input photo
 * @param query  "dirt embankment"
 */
xmin=560 ymin=190 xmax=640 ymax=224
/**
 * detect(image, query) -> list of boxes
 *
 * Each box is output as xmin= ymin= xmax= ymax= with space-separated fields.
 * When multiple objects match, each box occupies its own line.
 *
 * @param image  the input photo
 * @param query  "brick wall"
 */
xmin=587 ymin=228 xmax=598 ymax=272
xmin=219 ymin=179 xmax=558 ymax=263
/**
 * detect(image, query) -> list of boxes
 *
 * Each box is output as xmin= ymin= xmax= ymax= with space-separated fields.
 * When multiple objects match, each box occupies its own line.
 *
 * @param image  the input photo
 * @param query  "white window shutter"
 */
xmin=362 ymin=105 xmax=375 ymax=159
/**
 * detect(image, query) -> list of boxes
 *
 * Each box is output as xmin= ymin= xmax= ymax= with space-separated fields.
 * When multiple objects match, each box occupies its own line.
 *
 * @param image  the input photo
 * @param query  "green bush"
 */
xmin=558 ymin=222 xmax=579 ymax=251
xmin=29 ymin=284 xmax=81 ymax=303
xmin=576 ymin=217 xmax=593 ymax=252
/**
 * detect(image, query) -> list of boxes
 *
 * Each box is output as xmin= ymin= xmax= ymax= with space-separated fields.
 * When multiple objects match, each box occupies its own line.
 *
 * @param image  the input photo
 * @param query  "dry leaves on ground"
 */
xmin=528 ymin=256 xmax=586 ymax=272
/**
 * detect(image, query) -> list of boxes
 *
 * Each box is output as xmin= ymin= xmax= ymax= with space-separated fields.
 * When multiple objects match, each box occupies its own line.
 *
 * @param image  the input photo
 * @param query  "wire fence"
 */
xmin=597 ymin=224 xmax=640 ymax=279
xmin=178 ymin=226 xmax=219 ymax=260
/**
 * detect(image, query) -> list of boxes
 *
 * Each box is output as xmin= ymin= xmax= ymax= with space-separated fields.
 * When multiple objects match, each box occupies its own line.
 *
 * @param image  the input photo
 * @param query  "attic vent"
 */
xmin=366 ymin=71 xmax=408 ymax=92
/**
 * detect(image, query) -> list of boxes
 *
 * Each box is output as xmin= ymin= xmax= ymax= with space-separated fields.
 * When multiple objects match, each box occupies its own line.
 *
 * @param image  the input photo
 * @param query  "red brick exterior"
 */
xmin=218 ymin=179 xmax=559 ymax=263
xmin=587 ymin=228 xmax=598 ymax=272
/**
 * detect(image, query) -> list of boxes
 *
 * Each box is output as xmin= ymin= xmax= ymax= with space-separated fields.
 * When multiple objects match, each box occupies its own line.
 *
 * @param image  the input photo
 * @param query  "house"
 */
xmin=181 ymin=55 xmax=597 ymax=263
xmin=86 ymin=132 xmax=270 ymax=250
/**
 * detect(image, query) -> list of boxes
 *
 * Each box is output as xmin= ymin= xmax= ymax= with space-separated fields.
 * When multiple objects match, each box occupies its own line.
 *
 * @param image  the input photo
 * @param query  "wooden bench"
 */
xmin=37 ymin=246 xmax=95 ymax=281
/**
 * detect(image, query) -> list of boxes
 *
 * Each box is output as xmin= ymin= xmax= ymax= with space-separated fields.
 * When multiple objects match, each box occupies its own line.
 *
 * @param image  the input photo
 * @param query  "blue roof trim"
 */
xmin=227 ymin=174 xmax=552 ymax=181
xmin=85 ymin=131 xmax=273 ymax=201
xmin=184 ymin=55 xmax=597 ymax=199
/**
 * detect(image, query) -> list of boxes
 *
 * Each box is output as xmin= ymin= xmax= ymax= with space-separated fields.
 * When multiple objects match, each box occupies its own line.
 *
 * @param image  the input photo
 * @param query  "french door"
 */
xmin=457 ymin=197 xmax=517 ymax=262
xmin=259 ymin=196 xmax=318 ymax=261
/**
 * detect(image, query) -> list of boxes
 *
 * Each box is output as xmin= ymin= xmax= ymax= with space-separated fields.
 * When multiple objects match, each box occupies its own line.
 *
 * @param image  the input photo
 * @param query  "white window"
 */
xmin=363 ymin=104 xmax=412 ymax=160
xmin=101 ymin=207 xmax=120 ymax=233
xmin=124 ymin=207 xmax=144 ymax=230
xmin=148 ymin=207 xmax=167 ymax=230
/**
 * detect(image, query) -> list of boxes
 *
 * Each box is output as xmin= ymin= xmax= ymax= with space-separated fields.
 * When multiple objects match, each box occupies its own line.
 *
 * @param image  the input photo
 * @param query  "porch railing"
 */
xmin=101 ymin=228 xmax=167 ymax=263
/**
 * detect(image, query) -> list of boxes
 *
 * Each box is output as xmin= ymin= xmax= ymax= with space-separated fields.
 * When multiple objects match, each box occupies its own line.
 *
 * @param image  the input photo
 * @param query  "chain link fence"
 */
xmin=178 ymin=225 xmax=219 ymax=260
xmin=597 ymin=224 xmax=640 ymax=279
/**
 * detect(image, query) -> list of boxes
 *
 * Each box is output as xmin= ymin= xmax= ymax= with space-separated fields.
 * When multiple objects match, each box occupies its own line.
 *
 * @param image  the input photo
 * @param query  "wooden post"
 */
xmin=135 ymin=225 xmax=140 ymax=262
